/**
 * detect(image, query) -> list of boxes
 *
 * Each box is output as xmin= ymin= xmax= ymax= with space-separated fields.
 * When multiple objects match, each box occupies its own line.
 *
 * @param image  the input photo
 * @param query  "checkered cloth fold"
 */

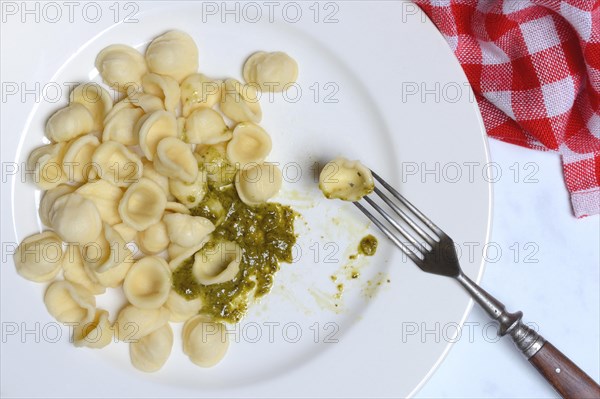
xmin=414 ymin=0 xmax=600 ymax=217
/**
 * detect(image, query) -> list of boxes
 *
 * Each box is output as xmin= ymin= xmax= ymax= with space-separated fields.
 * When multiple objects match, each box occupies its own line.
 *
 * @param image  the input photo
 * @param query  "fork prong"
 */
xmin=372 ymin=171 xmax=445 ymax=237
xmin=364 ymin=195 xmax=426 ymax=250
xmin=354 ymin=202 xmax=422 ymax=264
xmin=372 ymin=187 xmax=437 ymax=246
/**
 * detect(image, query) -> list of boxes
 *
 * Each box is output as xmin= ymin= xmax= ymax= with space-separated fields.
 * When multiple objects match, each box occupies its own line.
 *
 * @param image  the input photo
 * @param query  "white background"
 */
xmin=1 ymin=1 xmax=598 ymax=397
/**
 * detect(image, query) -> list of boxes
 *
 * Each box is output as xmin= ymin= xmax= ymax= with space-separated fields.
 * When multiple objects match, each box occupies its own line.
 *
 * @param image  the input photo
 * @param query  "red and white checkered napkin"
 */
xmin=414 ymin=0 xmax=600 ymax=217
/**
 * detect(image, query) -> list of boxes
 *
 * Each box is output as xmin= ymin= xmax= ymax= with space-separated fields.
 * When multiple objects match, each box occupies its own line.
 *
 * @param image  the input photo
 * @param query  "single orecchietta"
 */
xmin=319 ymin=157 xmax=375 ymax=201
xmin=243 ymin=51 xmax=298 ymax=92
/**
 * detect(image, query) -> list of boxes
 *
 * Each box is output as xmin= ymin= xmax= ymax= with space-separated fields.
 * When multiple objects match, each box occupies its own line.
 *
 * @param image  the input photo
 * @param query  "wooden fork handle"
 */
xmin=529 ymin=341 xmax=600 ymax=399
xmin=456 ymin=273 xmax=599 ymax=398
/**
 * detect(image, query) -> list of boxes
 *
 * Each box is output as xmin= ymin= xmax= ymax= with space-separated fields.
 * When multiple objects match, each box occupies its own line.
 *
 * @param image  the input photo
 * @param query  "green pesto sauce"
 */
xmin=172 ymin=184 xmax=297 ymax=324
xmin=196 ymin=146 xmax=237 ymax=190
xmin=334 ymin=283 xmax=344 ymax=299
xmin=358 ymin=235 xmax=378 ymax=256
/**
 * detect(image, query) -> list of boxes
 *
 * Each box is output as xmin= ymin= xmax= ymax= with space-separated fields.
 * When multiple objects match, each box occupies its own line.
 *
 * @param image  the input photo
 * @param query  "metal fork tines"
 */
xmin=353 ymin=170 xmax=600 ymax=398
xmin=354 ymin=171 xmax=460 ymax=277
xmin=353 ymin=170 xmax=537 ymax=344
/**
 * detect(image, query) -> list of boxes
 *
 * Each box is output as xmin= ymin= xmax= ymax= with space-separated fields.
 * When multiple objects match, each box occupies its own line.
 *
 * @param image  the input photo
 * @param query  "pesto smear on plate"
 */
xmin=358 ymin=234 xmax=378 ymax=256
xmin=171 ymin=148 xmax=297 ymax=323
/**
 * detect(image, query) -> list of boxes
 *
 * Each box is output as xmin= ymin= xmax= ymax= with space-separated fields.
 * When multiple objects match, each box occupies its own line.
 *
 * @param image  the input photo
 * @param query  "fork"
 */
xmin=355 ymin=171 xmax=600 ymax=399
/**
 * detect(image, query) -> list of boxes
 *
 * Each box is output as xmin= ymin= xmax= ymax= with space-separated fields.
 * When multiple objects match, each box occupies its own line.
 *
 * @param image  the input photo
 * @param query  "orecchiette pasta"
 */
xmin=18 ymin=29 xmax=301 ymax=371
xmin=104 ymin=98 xmax=134 ymax=124
xmin=235 ymin=163 xmax=282 ymax=206
xmin=73 ymin=309 xmax=113 ymax=349
xmin=163 ymin=213 xmax=214 ymax=248
xmin=69 ymin=83 xmax=113 ymax=132
xmin=38 ymin=184 xmax=76 ymax=227
xmin=226 ymin=122 xmax=272 ymax=167
xmin=219 ymin=79 xmax=262 ymax=123
xmin=165 ymin=290 xmax=203 ymax=323
xmin=102 ymin=104 xmax=145 ymax=146
xmin=76 ymin=180 xmax=124 ymax=226
xmin=49 ymin=193 xmax=102 ymax=245
xmin=130 ymin=323 xmax=173 ymax=373
xmin=319 ymin=158 xmax=374 ymax=201
xmin=80 ymin=258 xmax=103 ymax=288
xmin=92 ymin=141 xmax=143 ymax=187
xmin=186 ymin=188 xmax=225 ymax=225
xmin=145 ymin=30 xmax=198 ymax=83
xmin=168 ymin=168 xmax=207 ymax=209
xmin=142 ymin=73 xmax=181 ymax=112
xmin=62 ymin=244 xmax=106 ymax=295
xmin=167 ymin=241 xmax=209 ymax=271
xmin=141 ymin=159 xmax=172 ymax=200
xmin=136 ymin=110 xmax=178 ymax=161
xmin=27 ymin=143 xmax=68 ymax=190
xmin=153 ymin=137 xmax=198 ymax=183
xmin=167 ymin=243 xmax=188 ymax=260
xmin=44 ymin=280 xmax=96 ymax=324
xmin=46 ymin=103 xmax=94 ymax=143
xmin=192 ymin=240 xmax=241 ymax=285
xmin=177 ymin=116 xmax=186 ymax=140
xmin=62 ymin=134 xmax=100 ymax=183
xmin=243 ymin=51 xmax=298 ymax=92
xmin=123 ymin=256 xmax=171 ymax=309
xmin=137 ymin=221 xmax=169 ymax=255
xmin=165 ymin=201 xmax=191 ymax=215
xmin=81 ymin=223 xmax=133 ymax=287
xmin=185 ymin=107 xmax=231 ymax=145
xmin=14 ymin=231 xmax=63 ymax=282
xmin=195 ymin=143 xmax=237 ymax=189
xmin=115 ymin=305 xmax=170 ymax=342
xmin=119 ymin=177 xmax=167 ymax=231
xmin=95 ymin=44 xmax=147 ymax=92
xmin=180 ymin=74 xmax=222 ymax=117
xmin=112 ymin=222 xmax=138 ymax=243
xmin=83 ymin=254 xmax=132 ymax=289
xmin=127 ymin=89 xmax=165 ymax=114
xmin=183 ymin=315 xmax=229 ymax=367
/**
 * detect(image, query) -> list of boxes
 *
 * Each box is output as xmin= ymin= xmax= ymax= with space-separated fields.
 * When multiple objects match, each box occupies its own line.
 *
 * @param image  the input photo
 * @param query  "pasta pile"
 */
xmin=16 ymin=30 xmax=298 ymax=372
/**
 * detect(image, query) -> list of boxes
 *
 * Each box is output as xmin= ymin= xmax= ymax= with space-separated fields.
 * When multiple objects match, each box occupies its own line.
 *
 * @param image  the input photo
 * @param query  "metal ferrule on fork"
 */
xmin=456 ymin=271 xmax=545 ymax=359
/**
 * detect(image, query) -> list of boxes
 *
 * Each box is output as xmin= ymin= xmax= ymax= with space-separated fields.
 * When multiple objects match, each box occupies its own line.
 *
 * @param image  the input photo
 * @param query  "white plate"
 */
xmin=1 ymin=1 xmax=491 ymax=397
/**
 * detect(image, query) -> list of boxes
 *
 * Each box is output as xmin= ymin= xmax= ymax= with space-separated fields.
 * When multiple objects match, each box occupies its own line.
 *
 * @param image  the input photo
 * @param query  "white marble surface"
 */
xmin=1 ymin=3 xmax=598 ymax=397
xmin=416 ymin=139 xmax=600 ymax=398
